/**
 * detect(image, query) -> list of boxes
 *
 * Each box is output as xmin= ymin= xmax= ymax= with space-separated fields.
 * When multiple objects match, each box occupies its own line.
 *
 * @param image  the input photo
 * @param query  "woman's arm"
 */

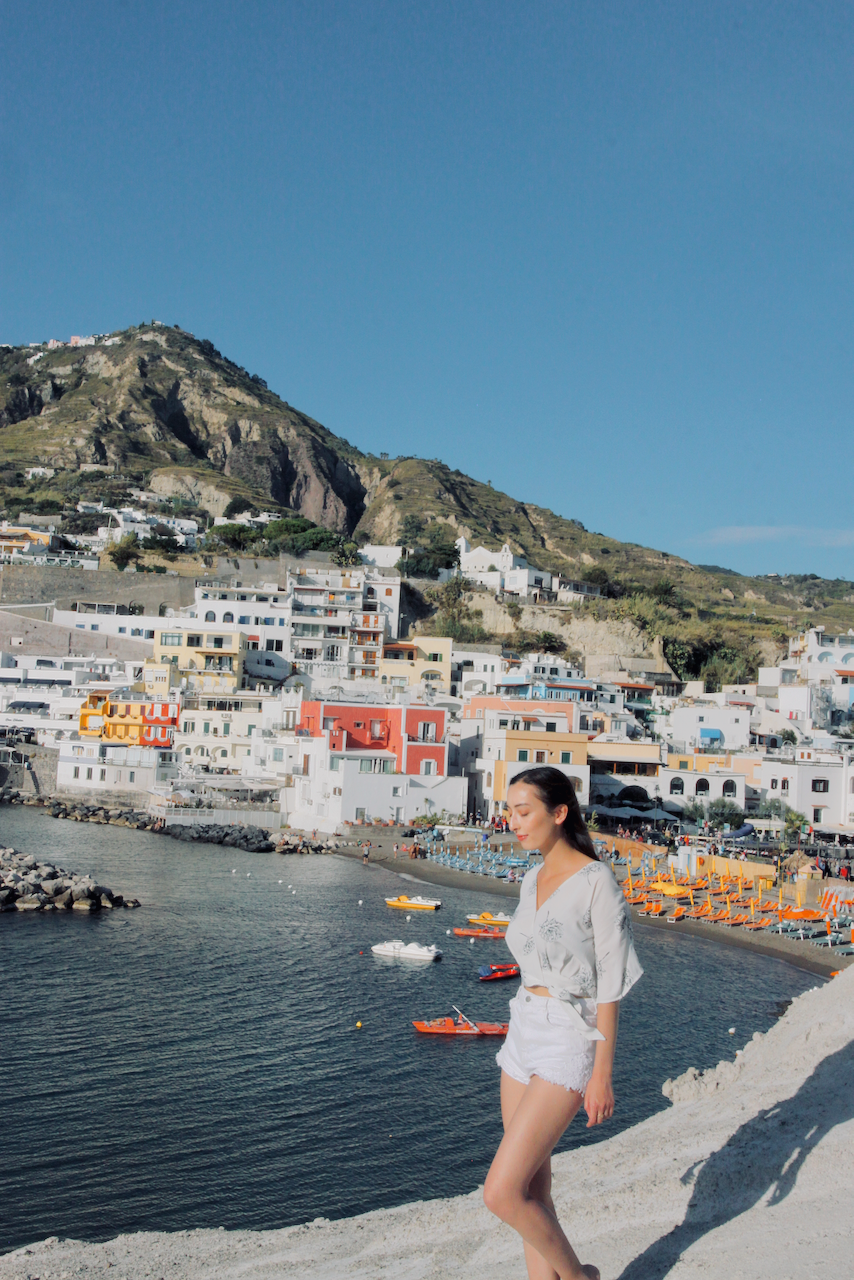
xmin=583 ymin=1000 xmax=619 ymax=1128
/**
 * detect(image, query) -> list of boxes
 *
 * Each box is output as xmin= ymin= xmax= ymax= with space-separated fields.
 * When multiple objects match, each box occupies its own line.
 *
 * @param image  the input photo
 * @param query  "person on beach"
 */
xmin=483 ymin=767 xmax=643 ymax=1280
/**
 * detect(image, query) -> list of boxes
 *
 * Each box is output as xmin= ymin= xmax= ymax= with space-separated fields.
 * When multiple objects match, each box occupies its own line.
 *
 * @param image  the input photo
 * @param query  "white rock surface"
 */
xmin=3 ymin=969 xmax=853 ymax=1279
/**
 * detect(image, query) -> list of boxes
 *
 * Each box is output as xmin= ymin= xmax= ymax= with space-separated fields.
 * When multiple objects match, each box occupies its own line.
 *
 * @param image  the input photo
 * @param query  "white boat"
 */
xmin=370 ymin=939 xmax=443 ymax=961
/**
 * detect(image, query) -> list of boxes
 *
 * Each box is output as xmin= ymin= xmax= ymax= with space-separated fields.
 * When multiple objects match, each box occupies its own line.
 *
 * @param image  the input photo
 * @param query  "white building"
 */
xmin=454 ymin=538 xmax=553 ymax=599
xmin=56 ymin=741 xmax=178 ymax=798
xmin=761 ymin=745 xmax=854 ymax=831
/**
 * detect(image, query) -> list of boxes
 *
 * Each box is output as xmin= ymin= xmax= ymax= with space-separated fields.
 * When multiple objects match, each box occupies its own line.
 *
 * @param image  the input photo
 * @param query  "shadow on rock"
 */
xmin=616 ymin=1038 xmax=854 ymax=1280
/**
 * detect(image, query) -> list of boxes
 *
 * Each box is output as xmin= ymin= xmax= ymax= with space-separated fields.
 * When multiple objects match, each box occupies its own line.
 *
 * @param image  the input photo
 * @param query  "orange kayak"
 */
xmin=412 ymin=1016 xmax=509 ymax=1037
xmin=453 ymin=927 xmax=505 ymax=938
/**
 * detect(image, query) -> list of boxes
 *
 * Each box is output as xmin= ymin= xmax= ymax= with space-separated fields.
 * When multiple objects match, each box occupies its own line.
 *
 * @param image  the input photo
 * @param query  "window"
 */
xmin=354 ymin=721 xmax=364 ymax=729
xmin=550 ymin=668 xmax=559 ymax=676
xmin=118 ymin=626 xmax=126 ymax=634
xmin=560 ymin=751 xmax=572 ymax=764
xmin=486 ymin=772 xmax=492 ymax=787
xmin=272 ymin=748 xmax=284 ymax=762
xmin=770 ymin=778 xmax=778 ymax=790
xmin=698 ymin=715 xmax=704 ymax=723
xmin=330 ymin=757 xmax=341 ymax=771
xmin=386 ymin=587 xmax=393 ymax=596
xmin=220 ymin=612 xmax=233 ymax=624
xmin=428 ymin=652 xmax=441 ymax=663
xmin=99 ymin=769 xmax=106 ymax=781
xmin=545 ymin=722 xmax=556 ymax=733
xmin=203 ymin=722 xmax=210 ymax=735
xmin=371 ymin=720 xmax=383 ymax=738
xmin=499 ymin=718 xmax=508 ymax=728
xmin=517 ymin=749 xmax=529 ymax=762
xmin=263 ymin=617 xmax=274 ymax=626
xmin=160 ymin=633 xmax=182 ymax=646
xmin=73 ymin=766 xmax=79 ymax=779
xmin=534 ymin=750 xmax=547 ymax=764
xmin=129 ymin=771 xmax=135 ymax=783
xmin=355 ymin=807 xmax=366 ymax=821
xmin=781 ymin=778 xmax=789 ymax=792
xmin=421 ymin=759 xmax=435 ymax=775
xmin=670 ymin=777 xmax=684 ymax=795
xmin=722 ymin=779 xmax=737 ymax=797
xmin=812 ymin=778 xmax=829 ymax=793
xmin=223 ymin=723 xmax=230 ymax=736
xmin=238 ymin=615 xmax=250 ymax=625
xmin=695 ymin=778 xmax=709 ymax=795
xmin=144 ymin=629 xmax=155 ymax=640
xmin=813 ymin=808 xmax=823 ymax=823
xmin=418 ymin=721 xmax=436 ymax=742
xmin=183 ymin=721 xmax=195 ymax=734
xmin=679 ymin=760 xmax=688 ymax=770
xmin=266 ymin=638 xmax=283 ymax=652
xmin=392 ymin=785 xmax=402 ymax=796
xmin=86 ymin=767 xmax=93 ymax=780
xmin=360 ymin=759 xmax=372 ymax=772
xmin=205 ymin=611 xmax=216 ymax=622
xmin=209 ymin=635 xmax=226 ymax=649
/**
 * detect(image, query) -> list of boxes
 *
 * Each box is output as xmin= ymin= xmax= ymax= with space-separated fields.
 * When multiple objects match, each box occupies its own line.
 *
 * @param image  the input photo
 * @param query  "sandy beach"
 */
xmin=3 ymin=961 xmax=851 ymax=1279
xmin=342 ymin=837 xmax=852 ymax=977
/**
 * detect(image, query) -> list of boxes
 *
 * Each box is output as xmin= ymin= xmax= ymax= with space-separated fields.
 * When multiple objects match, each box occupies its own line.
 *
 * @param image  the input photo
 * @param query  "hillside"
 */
xmin=2 ymin=322 xmax=854 ymax=684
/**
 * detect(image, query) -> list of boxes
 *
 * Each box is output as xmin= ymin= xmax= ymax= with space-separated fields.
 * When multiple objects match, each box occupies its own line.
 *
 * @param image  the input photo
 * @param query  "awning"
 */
xmin=700 ymin=728 xmax=722 ymax=739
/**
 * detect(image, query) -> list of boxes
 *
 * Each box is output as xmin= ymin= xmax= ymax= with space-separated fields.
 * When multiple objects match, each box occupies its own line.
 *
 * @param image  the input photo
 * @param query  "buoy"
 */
xmin=728 ymin=1027 xmax=736 ymax=1035
xmin=446 ymin=929 xmax=451 ymax=935
xmin=247 ymin=873 xmax=251 ymax=877
xmin=292 ymin=890 xmax=296 ymax=895
xmin=358 ymin=899 xmax=363 ymax=905
xmin=406 ymin=914 xmax=411 ymax=921
xmin=356 ymin=1021 xmax=362 ymax=1029
xmin=231 ymin=869 xmax=236 ymax=874
xmin=470 ymin=938 xmax=475 ymax=945
xmin=278 ymin=880 xmax=283 ymax=884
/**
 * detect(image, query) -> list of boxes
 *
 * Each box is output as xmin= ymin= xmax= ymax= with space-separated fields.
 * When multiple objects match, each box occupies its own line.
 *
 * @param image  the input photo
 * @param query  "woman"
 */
xmin=483 ymin=768 xmax=642 ymax=1280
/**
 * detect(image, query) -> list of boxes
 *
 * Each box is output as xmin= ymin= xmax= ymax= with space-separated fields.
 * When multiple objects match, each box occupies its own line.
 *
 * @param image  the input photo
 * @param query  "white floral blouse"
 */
xmin=503 ymin=860 xmax=643 ymax=1042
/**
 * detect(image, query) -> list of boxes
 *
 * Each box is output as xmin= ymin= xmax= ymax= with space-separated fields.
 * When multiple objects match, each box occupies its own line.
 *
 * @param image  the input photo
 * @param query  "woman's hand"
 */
xmin=583 ymin=1071 xmax=615 ymax=1128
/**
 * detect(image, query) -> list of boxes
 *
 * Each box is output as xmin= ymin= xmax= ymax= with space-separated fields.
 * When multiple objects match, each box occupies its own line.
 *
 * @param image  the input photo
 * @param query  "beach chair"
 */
xmin=707 ymin=905 xmax=732 ymax=923
xmin=685 ymin=900 xmax=712 ymax=919
xmin=718 ymin=912 xmax=750 ymax=927
xmin=742 ymin=915 xmax=774 ymax=932
xmin=666 ymin=906 xmax=687 ymax=924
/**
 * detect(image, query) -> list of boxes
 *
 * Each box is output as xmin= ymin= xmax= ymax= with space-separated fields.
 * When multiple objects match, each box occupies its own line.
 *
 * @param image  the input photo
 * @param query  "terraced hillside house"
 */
xmin=379 ymin=636 xmax=453 ymax=692
xmin=281 ymin=695 xmax=466 ymax=831
xmin=77 ymin=690 xmax=181 ymax=748
xmin=146 ymin=627 xmax=248 ymax=695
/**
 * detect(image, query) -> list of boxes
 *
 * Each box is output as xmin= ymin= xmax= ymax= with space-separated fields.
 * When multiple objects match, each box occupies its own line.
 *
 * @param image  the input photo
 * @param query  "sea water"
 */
xmin=0 ymin=809 xmax=817 ymax=1253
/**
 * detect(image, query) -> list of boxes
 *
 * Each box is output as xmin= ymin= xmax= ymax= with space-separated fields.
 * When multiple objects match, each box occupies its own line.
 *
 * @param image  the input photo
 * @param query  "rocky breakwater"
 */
xmin=160 ymin=823 xmax=278 ymax=853
xmin=0 ymin=846 xmax=140 ymax=914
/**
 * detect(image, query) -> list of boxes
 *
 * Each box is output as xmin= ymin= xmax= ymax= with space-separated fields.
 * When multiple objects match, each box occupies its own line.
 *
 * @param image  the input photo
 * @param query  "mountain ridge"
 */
xmin=2 ymin=323 xmax=853 ymax=664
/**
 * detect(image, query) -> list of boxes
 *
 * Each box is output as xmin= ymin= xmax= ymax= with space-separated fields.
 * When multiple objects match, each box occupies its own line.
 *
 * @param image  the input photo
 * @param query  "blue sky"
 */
xmin=2 ymin=1 xmax=852 ymax=579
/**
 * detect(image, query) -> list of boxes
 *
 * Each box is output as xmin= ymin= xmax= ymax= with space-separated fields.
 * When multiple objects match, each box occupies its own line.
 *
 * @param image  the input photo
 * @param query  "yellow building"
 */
xmin=379 ymin=637 xmax=453 ymax=690
xmin=145 ymin=627 xmax=248 ymax=694
xmin=78 ymin=690 xmax=145 ymax=744
xmin=0 ymin=525 xmax=55 ymax=555
xmin=667 ymin=751 xmax=763 ymax=788
xmin=491 ymin=731 xmax=591 ymax=805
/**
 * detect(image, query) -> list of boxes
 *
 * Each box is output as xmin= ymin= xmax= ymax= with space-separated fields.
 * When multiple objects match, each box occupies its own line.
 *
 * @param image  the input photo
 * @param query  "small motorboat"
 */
xmin=465 ymin=911 xmax=512 ymax=928
xmin=412 ymin=1005 xmax=509 ymax=1036
xmin=478 ymin=963 xmax=520 ymax=982
xmin=385 ymin=894 xmax=442 ymax=911
xmin=371 ymin=940 xmax=443 ymax=961
xmin=453 ymin=926 xmax=505 ymax=938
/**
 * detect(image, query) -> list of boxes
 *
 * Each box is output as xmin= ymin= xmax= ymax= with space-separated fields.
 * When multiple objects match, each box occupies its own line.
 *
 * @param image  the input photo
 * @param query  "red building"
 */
xmin=298 ymin=699 xmax=448 ymax=776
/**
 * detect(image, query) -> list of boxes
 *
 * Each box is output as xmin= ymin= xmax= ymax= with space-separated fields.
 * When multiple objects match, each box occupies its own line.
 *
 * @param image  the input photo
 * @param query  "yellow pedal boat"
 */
xmin=465 ymin=911 xmax=512 ymax=928
xmin=385 ymin=893 xmax=442 ymax=911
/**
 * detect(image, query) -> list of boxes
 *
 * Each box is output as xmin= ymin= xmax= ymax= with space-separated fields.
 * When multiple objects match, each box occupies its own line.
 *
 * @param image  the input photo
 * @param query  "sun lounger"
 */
xmin=666 ymin=907 xmax=687 ymax=923
xmin=742 ymin=915 xmax=774 ymax=931
xmin=718 ymin=912 xmax=750 ymax=927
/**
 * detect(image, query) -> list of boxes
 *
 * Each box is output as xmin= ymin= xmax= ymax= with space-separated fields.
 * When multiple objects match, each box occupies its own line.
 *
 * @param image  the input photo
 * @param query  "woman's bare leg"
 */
xmin=484 ymin=1072 xmax=599 ymax=1280
xmin=501 ymin=1073 xmax=560 ymax=1280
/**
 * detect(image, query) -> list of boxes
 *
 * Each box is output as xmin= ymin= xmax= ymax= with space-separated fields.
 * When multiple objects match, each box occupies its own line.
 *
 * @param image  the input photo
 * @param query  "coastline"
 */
xmin=339 ymin=839 xmax=852 ymax=977
xmin=4 ymin=965 xmax=852 ymax=1278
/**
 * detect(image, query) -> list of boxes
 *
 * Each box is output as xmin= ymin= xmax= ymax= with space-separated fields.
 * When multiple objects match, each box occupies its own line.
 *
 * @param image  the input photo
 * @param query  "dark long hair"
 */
xmin=509 ymin=766 xmax=598 ymax=860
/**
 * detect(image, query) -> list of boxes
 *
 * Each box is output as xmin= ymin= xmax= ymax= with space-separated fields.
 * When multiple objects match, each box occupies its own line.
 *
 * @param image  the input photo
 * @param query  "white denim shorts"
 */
xmin=495 ymin=988 xmax=598 ymax=1094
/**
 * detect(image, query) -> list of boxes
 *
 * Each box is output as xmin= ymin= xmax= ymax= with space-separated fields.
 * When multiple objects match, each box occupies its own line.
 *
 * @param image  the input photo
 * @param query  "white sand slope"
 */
xmin=4 ymin=967 xmax=853 ymax=1280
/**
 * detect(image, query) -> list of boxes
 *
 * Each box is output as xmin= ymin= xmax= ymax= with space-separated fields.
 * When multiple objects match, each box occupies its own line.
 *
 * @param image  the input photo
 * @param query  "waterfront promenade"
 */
xmin=4 ymin=966 xmax=851 ymax=1279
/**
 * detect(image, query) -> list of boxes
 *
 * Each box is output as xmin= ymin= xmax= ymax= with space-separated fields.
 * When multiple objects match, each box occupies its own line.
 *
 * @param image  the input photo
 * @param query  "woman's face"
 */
xmin=507 ymin=782 xmax=567 ymax=850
